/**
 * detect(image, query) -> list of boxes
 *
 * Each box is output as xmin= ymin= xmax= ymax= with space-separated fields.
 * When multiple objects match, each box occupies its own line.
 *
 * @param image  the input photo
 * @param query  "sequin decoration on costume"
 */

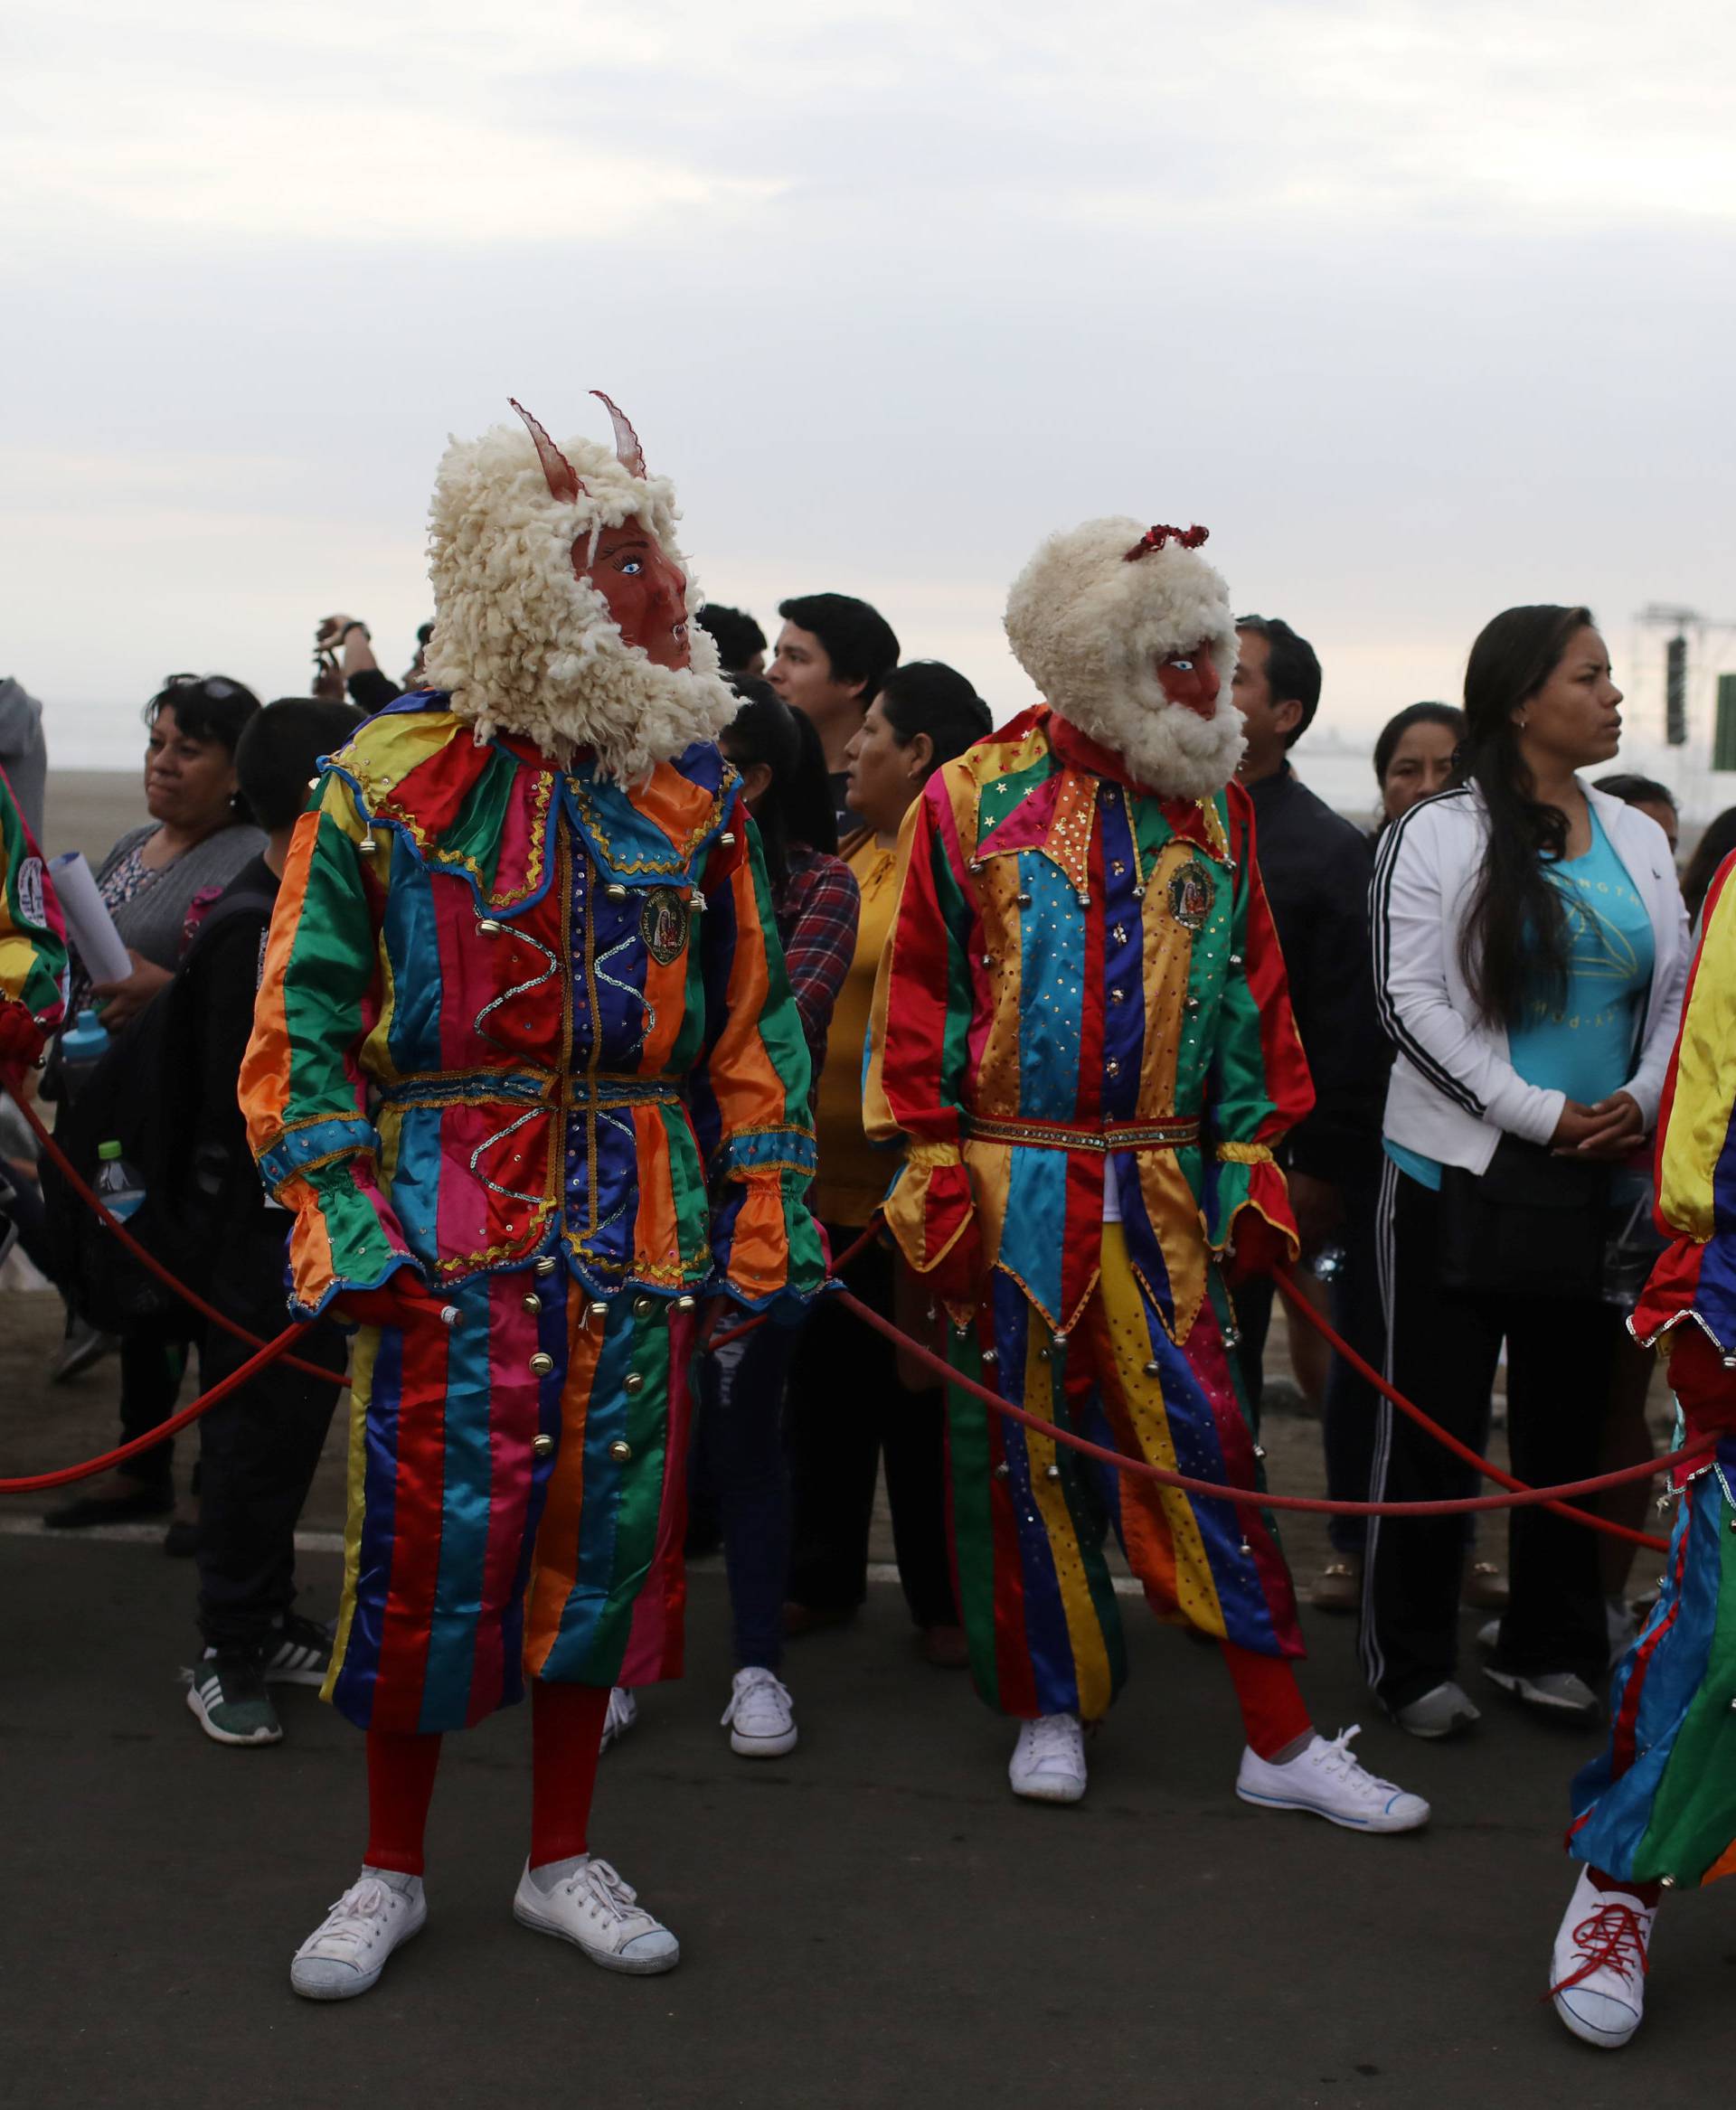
xmin=1168 ymin=856 xmax=1214 ymax=935
xmin=469 ymin=1105 xmax=546 ymax=1205
xmin=596 ymin=930 xmax=656 ymax=1056
xmin=639 ymin=885 xmax=690 ymax=966
xmin=473 ymin=923 xmax=560 ymax=1053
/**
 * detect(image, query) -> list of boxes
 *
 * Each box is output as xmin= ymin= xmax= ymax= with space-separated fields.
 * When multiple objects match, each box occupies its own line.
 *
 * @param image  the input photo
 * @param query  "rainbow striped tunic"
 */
xmin=241 ymin=698 xmax=823 ymax=1730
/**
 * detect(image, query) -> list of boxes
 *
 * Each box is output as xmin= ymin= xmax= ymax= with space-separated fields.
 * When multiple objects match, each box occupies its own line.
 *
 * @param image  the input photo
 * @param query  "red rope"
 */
xmin=835 ymin=1289 xmax=1710 ymax=1522
xmin=1271 ymin=1266 xmax=1668 ymax=1553
xmin=0 ymin=1323 xmax=304 ymax=1492
xmin=5 ymin=1088 xmax=1695 ymax=1537
xmin=14 ymin=1090 xmax=345 ymax=1387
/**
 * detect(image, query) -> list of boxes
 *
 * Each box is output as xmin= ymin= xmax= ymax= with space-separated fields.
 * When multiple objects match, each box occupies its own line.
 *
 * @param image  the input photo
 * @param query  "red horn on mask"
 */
xmin=509 ymin=399 xmax=586 ymax=503
xmin=1124 ymin=523 xmax=1209 ymax=561
xmin=590 ymin=391 xmax=648 ymax=480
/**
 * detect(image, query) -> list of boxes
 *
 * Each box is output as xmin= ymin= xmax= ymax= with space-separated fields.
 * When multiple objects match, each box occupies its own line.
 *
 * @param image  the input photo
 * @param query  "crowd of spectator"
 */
xmin=0 ymin=588 xmax=1721 ymax=1762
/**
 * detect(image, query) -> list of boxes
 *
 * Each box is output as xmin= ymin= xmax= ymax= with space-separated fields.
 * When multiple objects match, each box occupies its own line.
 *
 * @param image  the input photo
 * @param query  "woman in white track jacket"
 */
xmin=1363 ymin=605 xmax=1688 ymax=1739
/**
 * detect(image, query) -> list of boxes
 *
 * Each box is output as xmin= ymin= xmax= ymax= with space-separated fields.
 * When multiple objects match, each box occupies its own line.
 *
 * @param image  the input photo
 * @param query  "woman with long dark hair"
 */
xmin=1363 ymin=607 xmax=1689 ymax=1737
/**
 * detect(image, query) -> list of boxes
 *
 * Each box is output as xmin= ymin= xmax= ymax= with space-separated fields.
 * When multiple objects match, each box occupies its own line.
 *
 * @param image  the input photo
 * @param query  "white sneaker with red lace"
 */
xmin=1009 ymin=1712 xmax=1088 ymax=1804
xmin=1551 ymin=1865 xmax=1656 ymax=2048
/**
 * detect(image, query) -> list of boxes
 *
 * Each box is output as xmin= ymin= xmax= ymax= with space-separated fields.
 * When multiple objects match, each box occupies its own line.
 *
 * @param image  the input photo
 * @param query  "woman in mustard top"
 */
xmin=785 ymin=663 xmax=994 ymax=1658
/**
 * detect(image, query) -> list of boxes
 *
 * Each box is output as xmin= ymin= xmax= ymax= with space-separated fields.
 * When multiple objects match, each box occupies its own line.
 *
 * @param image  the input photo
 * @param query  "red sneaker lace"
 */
xmin=1550 ymin=1903 xmax=1651 ymax=1997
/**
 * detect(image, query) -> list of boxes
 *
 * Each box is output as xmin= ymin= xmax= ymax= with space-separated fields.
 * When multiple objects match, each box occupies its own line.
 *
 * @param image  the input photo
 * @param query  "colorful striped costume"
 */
xmin=1570 ymin=855 xmax=1736 ymax=1887
xmin=241 ymin=698 xmax=824 ymax=1733
xmin=865 ymin=705 xmax=1312 ymax=1721
xmin=0 ymin=763 xmax=65 ymax=1067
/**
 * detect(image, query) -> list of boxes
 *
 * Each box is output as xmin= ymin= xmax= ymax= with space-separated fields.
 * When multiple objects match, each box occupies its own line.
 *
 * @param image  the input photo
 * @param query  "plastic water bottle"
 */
xmin=95 ymin=1139 xmax=146 ymax=1223
xmin=58 ymin=1007 xmax=110 ymax=1096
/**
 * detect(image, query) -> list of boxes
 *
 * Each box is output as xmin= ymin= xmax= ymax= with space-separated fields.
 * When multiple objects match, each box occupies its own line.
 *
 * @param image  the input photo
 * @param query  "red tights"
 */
xmin=1220 ymin=1639 xmax=1313 ymax=1760
xmin=1590 ymin=1864 xmax=1664 ymax=1907
xmin=363 ymin=1681 xmax=612 ymax=1877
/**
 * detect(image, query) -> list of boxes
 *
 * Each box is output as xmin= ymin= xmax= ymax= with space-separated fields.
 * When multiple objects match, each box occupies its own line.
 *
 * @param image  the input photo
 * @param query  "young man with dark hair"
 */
xmin=179 ymin=697 xmax=364 ymax=1745
xmin=768 ymin=592 xmax=901 ymax=833
xmin=1231 ymin=616 xmax=1392 ymax=1610
xmin=695 ymin=604 xmax=768 ymax=677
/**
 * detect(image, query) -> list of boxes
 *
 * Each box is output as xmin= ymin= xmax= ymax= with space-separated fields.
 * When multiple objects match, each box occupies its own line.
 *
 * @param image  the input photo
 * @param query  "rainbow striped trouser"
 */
xmin=1571 ymin=1438 xmax=1736 ymax=1889
xmin=944 ymin=1224 xmax=1303 ymax=1723
xmin=325 ymin=1264 xmax=694 ymax=1735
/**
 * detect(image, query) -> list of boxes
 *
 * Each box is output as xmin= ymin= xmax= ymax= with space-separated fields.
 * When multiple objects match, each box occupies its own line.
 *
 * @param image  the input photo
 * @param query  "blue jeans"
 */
xmin=694 ymin=1314 xmax=798 ymax=1671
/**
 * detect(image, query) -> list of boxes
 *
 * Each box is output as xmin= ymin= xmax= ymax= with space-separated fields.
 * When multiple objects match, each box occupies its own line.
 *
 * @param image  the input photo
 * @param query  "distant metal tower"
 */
xmin=1634 ymin=604 xmax=1736 ymax=750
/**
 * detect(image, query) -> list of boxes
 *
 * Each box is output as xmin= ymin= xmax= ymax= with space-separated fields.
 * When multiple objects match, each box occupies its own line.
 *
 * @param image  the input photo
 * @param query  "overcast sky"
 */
xmin=6 ymin=0 xmax=1735 ymax=782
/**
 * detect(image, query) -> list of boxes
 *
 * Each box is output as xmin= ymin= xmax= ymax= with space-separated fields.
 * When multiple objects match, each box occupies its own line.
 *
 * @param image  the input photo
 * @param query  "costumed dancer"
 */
xmin=1550 ymin=850 xmax=1736 ymax=2048
xmin=863 ymin=516 xmax=1428 ymax=1829
xmin=0 ymin=763 xmax=66 ymax=1079
xmin=241 ymin=395 xmax=825 ymax=2000
xmin=0 ymin=765 xmax=65 ymax=1277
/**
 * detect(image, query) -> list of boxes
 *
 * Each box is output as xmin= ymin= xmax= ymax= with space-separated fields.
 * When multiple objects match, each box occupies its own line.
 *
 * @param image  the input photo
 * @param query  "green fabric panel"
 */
xmin=1637 ymin=1513 xmax=1736 ymax=1883
xmin=779 ymin=1173 xmax=829 ymax=1295
xmin=279 ymin=794 xmax=386 ymax=1129
xmin=658 ymin=1101 xmax=712 ymax=1278
xmin=578 ymin=1316 xmax=674 ymax=1682
xmin=303 ymin=1163 xmax=408 ymax=1287
xmin=945 ymin=1332 xmax=1002 ymax=1708
xmin=976 ymin=753 xmax=1056 ymax=843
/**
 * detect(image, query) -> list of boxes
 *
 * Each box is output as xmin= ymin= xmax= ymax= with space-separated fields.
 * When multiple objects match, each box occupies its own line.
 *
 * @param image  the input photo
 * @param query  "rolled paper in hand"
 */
xmin=47 ymin=852 xmax=132 ymax=984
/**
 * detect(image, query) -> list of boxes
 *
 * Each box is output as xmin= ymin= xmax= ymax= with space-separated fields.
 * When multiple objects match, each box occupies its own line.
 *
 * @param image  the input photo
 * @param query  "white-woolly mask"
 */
xmin=421 ymin=394 xmax=737 ymax=782
xmin=1004 ymin=517 xmax=1245 ymax=801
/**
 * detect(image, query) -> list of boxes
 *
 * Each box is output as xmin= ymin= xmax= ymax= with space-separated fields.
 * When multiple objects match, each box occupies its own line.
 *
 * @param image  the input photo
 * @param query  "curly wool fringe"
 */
xmin=1005 ymin=515 xmax=1246 ymax=803
xmin=422 ymin=420 xmax=737 ymax=782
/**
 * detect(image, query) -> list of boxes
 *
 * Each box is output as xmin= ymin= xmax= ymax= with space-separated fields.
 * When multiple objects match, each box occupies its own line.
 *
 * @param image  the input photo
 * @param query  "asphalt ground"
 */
xmin=2 ymin=1291 xmax=1722 ymax=2110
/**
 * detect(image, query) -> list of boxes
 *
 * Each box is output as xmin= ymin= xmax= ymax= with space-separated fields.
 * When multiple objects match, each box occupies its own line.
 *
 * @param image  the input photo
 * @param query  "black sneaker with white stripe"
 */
xmin=186 ymin=1652 xmax=282 ymax=1746
xmin=264 ymin=1613 xmax=335 ymax=1688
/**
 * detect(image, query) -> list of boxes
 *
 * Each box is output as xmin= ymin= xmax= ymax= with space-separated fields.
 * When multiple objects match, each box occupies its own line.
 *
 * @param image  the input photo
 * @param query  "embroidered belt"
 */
xmin=964 ymin=1112 xmax=1201 ymax=1153
xmin=378 ymin=1069 xmax=684 ymax=1109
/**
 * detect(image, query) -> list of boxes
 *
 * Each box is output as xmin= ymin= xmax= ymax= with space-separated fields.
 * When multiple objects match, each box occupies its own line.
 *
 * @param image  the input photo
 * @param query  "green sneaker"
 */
xmin=186 ymin=1652 xmax=282 ymax=1746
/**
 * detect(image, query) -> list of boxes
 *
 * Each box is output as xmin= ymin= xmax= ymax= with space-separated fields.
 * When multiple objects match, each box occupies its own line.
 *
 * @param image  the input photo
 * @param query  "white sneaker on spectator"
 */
xmin=721 ymin=1666 xmax=797 ymax=1757
xmin=1393 ymin=1681 xmax=1481 ymax=1738
xmin=1550 ymin=1864 xmax=1656 ymax=2048
xmin=599 ymin=1686 xmax=638 ymax=1754
xmin=1236 ymin=1727 xmax=1429 ymax=1832
xmin=1008 ymin=1712 xmax=1087 ymax=1804
xmin=513 ymin=1854 xmax=680 ymax=1973
xmin=290 ymin=1869 xmax=426 ymax=2000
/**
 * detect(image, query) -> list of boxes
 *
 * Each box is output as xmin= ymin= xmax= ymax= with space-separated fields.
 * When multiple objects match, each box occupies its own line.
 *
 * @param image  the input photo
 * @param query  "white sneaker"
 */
xmin=1551 ymin=1864 xmax=1656 ymax=2048
xmin=512 ymin=1854 xmax=680 ymax=1974
xmin=289 ymin=1870 xmax=426 ymax=2000
xmin=599 ymin=1686 xmax=638 ymax=1754
xmin=1236 ymin=1727 xmax=1430 ymax=1832
xmin=1008 ymin=1712 xmax=1088 ymax=1804
xmin=721 ymin=1667 xmax=797 ymax=1757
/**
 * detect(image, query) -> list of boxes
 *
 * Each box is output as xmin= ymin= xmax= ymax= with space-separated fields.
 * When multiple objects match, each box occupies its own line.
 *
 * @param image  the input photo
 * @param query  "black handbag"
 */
xmin=1436 ymin=1135 xmax=1612 ymax=1302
